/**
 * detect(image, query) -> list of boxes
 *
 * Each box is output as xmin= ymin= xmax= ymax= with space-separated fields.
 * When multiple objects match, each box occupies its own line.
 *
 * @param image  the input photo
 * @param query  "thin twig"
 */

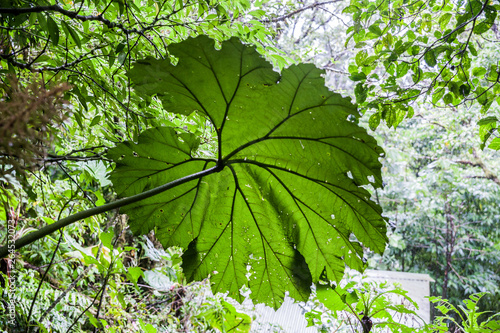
xmin=260 ymin=1 xmax=342 ymax=23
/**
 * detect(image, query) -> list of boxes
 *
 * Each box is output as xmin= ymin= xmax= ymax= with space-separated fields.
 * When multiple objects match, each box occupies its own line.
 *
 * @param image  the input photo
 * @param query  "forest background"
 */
xmin=0 ymin=0 xmax=499 ymax=332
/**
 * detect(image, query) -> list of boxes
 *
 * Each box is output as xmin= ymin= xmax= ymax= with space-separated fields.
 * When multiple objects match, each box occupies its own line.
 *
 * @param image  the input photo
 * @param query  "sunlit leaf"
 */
xmin=108 ymin=36 xmax=387 ymax=308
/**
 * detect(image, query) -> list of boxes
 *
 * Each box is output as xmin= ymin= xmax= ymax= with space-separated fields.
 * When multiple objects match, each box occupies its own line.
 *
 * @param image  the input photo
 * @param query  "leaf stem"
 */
xmin=0 ymin=165 xmax=218 ymax=258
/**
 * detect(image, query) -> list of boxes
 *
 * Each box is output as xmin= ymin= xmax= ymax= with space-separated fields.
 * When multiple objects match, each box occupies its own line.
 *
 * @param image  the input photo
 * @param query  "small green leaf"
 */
xmin=487 ymin=65 xmax=499 ymax=81
xmin=127 ymin=267 xmax=144 ymax=286
xmin=42 ymin=216 xmax=55 ymax=225
xmin=382 ymin=106 xmax=397 ymax=128
xmin=197 ymin=301 xmax=252 ymax=333
xmin=116 ymin=43 xmax=126 ymax=53
xmin=61 ymin=21 xmax=81 ymax=48
xmin=459 ymin=84 xmax=471 ymax=97
xmin=424 ymin=49 xmax=437 ymax=67
xmin=86 ymin=311 xmax=99 ymax=327
xmin=46 ymin=15 xmax=60 ymax=46
xmin=369 ymin=112 xmax=381 ymax=131
xmin=412 ymin=67 xmax=422 ymax=83
xmin=443 ymin=93 xmax=453 ymax=105
xmin=488 ymin=137 xmax=500 ymax=150
xmin=316 ymin=283 xmax=359 ymax=313
xmin=466 ymin=0 xmax=484 ymax=16
xmin=342 ymin=5 xmax=361 ymax=14
xmin=475 ymin=86 xmax=488 ymax=105
xmin=29 ymin=12 xmax=37 ymax=26
xmin=472 ymin=67 xmax=486 ymax=77
xmin=37 ymin=13 xmax=47 ymax=30
xmin=368 ymin=24 xmax=383 ymax=36
xmin=432 ymin=88 xmax=445 ymax=104
xmin=355 ymin=82 xmax=368 ymax=104
xmin=469 ymin=43 xmax=478 ymax=56
xmin=410 ymin=45 xmax=420 ymax=56
xmin=396 ymin=62 xmax=409 ymax=78
xmin=99 ymin=230 xmax=114 ymax=250
xmin=478 ymin=116 xmax=498 ymax=126
xmin=407 ymin=106 xmax=414 ymax=119
xmin=439 ymin=13 xmax=452 ymax=30
xmin=90 ymin=115 xmax=102 ymax=127
xmin=118 ymin=52 xmax=127 ymax=65
xmin=139 ymin=319 xmax=157 ymax=333
xmin=349 ymin=72 xmax=367 ymax=81
xmin=108 ymin=49 xmax=116 ymax=67
xmin=474 ymin=21 xmax=490 ymax=34
xmin=355 ymin=50 xmax=368 ymax=66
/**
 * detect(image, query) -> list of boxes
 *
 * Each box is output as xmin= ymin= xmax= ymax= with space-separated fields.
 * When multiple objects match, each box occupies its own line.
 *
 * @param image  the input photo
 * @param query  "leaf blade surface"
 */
xmin=110 ymin=36 xmax=387 ymax=308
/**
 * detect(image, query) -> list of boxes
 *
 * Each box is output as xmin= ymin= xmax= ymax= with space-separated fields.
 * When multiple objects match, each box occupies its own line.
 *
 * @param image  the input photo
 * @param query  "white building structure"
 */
xmin=251 ymin=269 xmax=434 ymax=332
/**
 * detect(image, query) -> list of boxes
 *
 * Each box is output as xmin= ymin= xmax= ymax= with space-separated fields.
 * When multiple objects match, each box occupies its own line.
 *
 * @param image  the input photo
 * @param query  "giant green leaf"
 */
xmin=108 ymin=36 xmax=387 ymax=309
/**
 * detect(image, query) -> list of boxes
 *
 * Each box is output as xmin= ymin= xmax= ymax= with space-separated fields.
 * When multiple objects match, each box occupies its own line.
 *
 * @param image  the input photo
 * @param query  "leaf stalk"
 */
xmin=0 ymin=166 xmax=218 ymax=258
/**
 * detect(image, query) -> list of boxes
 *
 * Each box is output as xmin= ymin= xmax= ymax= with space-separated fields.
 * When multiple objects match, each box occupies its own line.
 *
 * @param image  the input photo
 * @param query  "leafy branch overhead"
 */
xmin=108 ymin=36 xmax=387 ymax=308
xmin=345 ymin=0 xmax=500 ymax=149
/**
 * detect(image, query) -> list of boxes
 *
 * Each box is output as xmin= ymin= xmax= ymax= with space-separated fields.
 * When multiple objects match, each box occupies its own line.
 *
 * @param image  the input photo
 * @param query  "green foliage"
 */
xmin=427 ymin=293 xmax=500 ymax=332
xmin=306 ymin=278 xmax=422 ymax=332
xmin=196 ymin=300 xmax=252 ymax=333
xmin=369 ymin=105 xmax=500 ymax=314
xmin=3 ymin=0 xmax=500 ymax=330
xmin=344 ymin=0 xmax=500 ymax=148
xmin=0 ymin=0 xmax=282 ymax=189
xmin=0 ymin=1 xmax=299 ymax=330
xmin=108 ymin=35 xmax=387 ymax=309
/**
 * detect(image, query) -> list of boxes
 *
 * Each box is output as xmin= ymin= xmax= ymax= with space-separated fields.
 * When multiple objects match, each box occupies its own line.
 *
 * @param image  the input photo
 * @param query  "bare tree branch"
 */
xmin=455 ymin=150 xmax=500 ymax=186
xmin=0 ymin=5 xmax=141 ymax=34
xmin=260 ymin=1 xmax=342 ymax=23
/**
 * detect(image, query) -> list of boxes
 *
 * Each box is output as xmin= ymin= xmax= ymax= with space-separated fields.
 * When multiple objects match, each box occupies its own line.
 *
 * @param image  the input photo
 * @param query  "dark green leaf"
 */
xmin=37 ymin=13 xmax=47 ymax=30
xmin=459 ymin=84 xmax=471 ymax=97
xmin=355 ymin=82 xmax=368 ymax=104
xmin=382 ymin=106 xmax=397 ymax=127
xmin=368 ymin=24 xmax=383 ymax=36
xmin=477 ymin=116 xmax=498 ymax=126
xmin=110 ymin=36 xmax=387 ymax=308
xmin=349 ymin=72 xmax=367 ymax=81
xmin=29 ymin=12 xmax=37 ymax=26
xmin=424 ymin=49 xmax=437 ymax=67
xmin=118 ymin=52 xmax=127 ymax=65
xmin=475 ymin=86 xmax=488 ymax=105
xmin=116 ymin=43 xmax=126 ymax=53
xmin=46 ymin=15 xmax=60 ymax=46
xmin=443 ymin=93 xmax=453 ymax=105
xmin=408 ymin=45 xmax=419 ymax=56
xmin=61 ymin=21 xmax=81 ymax=48
xmin=487 ymin=65 xmax=499 ymax=81
xmin=90 ymin=115 xmax=102 ymax=127
xmin=407 ymin=106 xmax=414 ymax=118
xmin=474 ymin=21 xmax=491 ymax=34
xmin=466 ymin=0 xmax=484 ymax=16
xmin=469 ymin=43 xmax=478 ymax=56
xmin=432 ymin=88 xmax=445 ymax=105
